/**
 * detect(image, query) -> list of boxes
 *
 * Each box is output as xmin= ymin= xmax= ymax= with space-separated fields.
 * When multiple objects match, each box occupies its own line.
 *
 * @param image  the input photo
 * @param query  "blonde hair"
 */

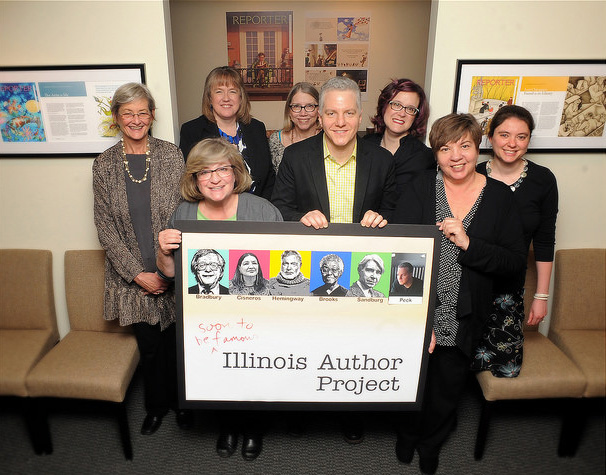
xmin=180 ymin=138 xmax=253 ymax=201
xmin=283 ymin=82 xmax=320 ymax=132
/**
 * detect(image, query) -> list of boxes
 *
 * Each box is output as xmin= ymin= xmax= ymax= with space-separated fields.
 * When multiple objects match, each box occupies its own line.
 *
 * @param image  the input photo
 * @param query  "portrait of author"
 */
xmin=268 ymin=250 xmax=310 ymax=296
xmin=189 ymin=249 xmax=228 ymax=295
xmin=346 ymin=254 xmax=385 ymax=298
xmin=390 ymin=261 xmax=423 ymax=297
xmin=312 ymin=254 xmax=348 ymax=296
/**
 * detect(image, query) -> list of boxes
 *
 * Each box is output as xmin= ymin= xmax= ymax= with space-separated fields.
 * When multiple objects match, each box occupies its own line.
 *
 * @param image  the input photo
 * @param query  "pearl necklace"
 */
xmin=122 ymin=138 xmax=150 ymax=183
xmin=486 ymin=158 xmax=528 ymax=192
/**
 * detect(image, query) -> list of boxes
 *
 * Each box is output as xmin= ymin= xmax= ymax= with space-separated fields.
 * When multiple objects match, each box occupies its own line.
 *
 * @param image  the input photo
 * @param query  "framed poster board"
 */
xmin=175 ymin=221 xmax=441 ymax=411
xmin=452 ymin=59 xmax=606 ymax=152
xmin=0 ymin=64 xmax=145 ymax=157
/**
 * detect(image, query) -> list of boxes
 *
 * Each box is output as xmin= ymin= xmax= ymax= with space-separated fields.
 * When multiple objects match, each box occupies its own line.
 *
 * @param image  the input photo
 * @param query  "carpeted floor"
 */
xmin=1 ymin=370 xmax=604 ymax=474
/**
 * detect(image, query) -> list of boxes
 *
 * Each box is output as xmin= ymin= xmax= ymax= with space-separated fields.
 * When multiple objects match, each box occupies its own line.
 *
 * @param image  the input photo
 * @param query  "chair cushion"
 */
xmin=476 ymin=332 xmax=586 ymax=401
xmin=26 ymin=331 xmax=139 ymax=402
xmin=551 ymin=249 xmax=605 ymax=331
xmin=549 ymin=329 xmax=605 ymax=398
xmin=0 ymin=249 xmax=58 ymax=335
xmin=64 ymin=250 xmax=132 ymax=333
xmin=0 ymin=329 xmax=58 ymax=397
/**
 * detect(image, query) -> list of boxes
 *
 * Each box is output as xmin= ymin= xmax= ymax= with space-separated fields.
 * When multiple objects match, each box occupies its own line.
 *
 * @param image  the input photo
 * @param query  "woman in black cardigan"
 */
xmin=391 ymin=113 xmax=526 ymax=474
xmin=179 ymin=66 xmax=274 ymax=200
xmin=364 ymin=78 xmax=435 ymax=194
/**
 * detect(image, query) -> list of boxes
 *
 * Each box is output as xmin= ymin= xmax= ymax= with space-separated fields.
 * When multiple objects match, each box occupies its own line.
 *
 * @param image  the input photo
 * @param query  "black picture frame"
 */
xmin=452 ymin=59 xmax=606 ymax=153
xmin=0 ymin=64 xmax=145 ymax=157
xmin=175 ymin=221 xmax=441 ymax=411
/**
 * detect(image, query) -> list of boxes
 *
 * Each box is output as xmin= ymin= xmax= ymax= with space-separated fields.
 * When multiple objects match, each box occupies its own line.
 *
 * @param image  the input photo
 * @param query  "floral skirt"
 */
xmin=471 ymin=288 xmax=525 ymax=378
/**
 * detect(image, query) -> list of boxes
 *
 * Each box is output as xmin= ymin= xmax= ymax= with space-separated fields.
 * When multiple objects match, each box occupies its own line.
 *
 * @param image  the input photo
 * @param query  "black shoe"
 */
xmin=395 ymin=438 xmax=415 ymax=464
xmin=216 ymin=432 xmax=237 ymax=458
xmin=419 ymin=454 xmax=439 ymax=474
xmin=241 ymin=435 xmax=263 ymax=461
xmin=140 ymin=414 xmax=163 ymax=435
xmin=176 ymin=409 xmax=194 ymax=430
xmin=342 ymin=427 xmax=364 ymax=444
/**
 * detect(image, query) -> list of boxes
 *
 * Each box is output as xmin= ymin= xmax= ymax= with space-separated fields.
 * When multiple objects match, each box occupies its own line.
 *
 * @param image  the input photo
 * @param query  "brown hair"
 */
xmin=180 ymin=137 xmax=252 ymax=201
xmin=428 ymin=113 xmax=482 ymax=154
xmin=487 ymin=105 xmax=535 ymax=139
xmin=201 ymin=66 xmax=251 ymax=124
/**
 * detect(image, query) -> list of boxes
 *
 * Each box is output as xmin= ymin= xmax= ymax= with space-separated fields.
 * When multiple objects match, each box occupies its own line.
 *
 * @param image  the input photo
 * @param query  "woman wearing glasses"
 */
xmin=365 ymin=78 xmax=435 ymax=193
xmin=268 ymin=82 xmax=321 ymax=173
xmin=92 ymin=83 xmax=190 ymax=436
xmin=179 ymin=66 xmax=274 ymax=199
xmin=157 ymin=137 xmax=281 ymax=461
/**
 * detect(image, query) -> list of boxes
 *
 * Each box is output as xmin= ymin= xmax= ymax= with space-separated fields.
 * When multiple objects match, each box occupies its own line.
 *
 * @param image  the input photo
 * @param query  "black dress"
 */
xmin=471 ymin=160 xmax=558 ymax=377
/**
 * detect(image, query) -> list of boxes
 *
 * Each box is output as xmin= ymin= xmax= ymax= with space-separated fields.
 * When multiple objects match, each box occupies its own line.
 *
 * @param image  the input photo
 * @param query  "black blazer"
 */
xmin=392 ymin=170 xmax=526 ymax=355
xmin=271 ymin=133 xmax=397 ymax=222
xmin=312 ymin=283 xmax=348 ymax=296
xmin=179 ymin=115 xmax=275 ymax=199
xmin=188 ymin=283 xmax=229 ymax=295
xmin=364 ymin=133 xmax=435 ymax=193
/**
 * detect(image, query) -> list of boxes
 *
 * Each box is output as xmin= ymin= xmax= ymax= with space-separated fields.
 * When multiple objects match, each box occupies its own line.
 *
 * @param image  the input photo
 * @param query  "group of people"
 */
xmin=93 ymin=65 xmax=558 ymax=473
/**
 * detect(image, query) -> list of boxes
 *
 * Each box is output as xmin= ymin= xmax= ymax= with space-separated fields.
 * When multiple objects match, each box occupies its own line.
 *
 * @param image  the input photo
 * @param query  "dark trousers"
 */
xmin=220 ymin=411 xmax=263 ymax=438
xmin=133 ymin=322 xmax=177 ymax=417
xmin=397 ymin=346 xmax=470 ymax=456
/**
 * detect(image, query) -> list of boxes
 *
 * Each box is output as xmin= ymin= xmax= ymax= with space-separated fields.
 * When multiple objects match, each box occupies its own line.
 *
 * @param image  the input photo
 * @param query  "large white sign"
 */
xmin=176 ymin=222 xmax=440 ymax=410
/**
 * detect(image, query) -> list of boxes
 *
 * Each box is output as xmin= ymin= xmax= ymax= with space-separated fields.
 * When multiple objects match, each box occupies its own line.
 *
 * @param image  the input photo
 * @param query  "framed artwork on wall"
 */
xmin=0 ymin=64 xmax=145 ymax=157
xmin=452 ymin=59 xmax=606 ymax=152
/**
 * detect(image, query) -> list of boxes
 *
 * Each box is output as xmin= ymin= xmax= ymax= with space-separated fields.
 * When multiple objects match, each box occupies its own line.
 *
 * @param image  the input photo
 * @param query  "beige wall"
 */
xmin=426 ymin=0 xmax=606 ymax=331
xmin=1 ymin=0 xmax=604 ymax=338
xmin=0 ymin=1 xmax=177 ymax=337
xmin=170 ymin=1 xmax=432 ymax=131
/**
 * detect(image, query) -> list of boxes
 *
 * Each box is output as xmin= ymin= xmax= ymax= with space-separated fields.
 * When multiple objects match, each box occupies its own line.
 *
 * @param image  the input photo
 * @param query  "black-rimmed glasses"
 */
xmin=289 ymin=104 xmax=318 ymax=113
xmin=196 ymin=165 xmax=235 ymax=180
xmin=388 ymin=101 xmax=419 ymax=116
xmin=193 ymin=262 xmax=221 ymax=271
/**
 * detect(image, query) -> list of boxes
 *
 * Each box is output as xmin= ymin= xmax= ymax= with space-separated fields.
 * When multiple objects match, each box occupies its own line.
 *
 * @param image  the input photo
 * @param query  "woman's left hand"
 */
xmin=527 ymin=298 xmax=548 ymax=325
xmin=437 ymin=218 xmax=470 ymax=250
xmin=134 ymin=271 xmax=169 ymax=295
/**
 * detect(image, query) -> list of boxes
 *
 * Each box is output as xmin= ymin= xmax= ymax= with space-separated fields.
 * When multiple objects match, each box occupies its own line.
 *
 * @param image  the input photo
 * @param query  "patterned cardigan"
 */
xmin=93 ymin=136 xmax=184 ymax=330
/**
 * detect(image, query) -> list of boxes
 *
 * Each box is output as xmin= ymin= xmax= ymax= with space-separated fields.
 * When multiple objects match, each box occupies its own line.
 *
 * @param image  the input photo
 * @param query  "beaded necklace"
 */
xmin=486 ymin=158 xmax=528 ymax=192
xmin=218 ymin=126 xmax=242 ymax=146
xmin=122 ymin=138 xmax=150 ymax=184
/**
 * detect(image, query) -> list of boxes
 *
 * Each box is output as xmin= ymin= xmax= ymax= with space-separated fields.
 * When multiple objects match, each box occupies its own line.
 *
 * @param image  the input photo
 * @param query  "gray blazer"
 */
xmin=168 ymin=192 xmax=283 ymax=227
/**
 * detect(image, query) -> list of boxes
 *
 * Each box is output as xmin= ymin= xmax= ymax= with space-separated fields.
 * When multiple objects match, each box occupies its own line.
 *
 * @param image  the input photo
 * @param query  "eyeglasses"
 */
xmin=194 ymin=262 xmax=221 ymax=271
xmin=321 ymin=265 xmax=342 ymax=275
xmin=289 ymin=104 xmax=318 ymax=113
xmin=196 ymin=165 xmax=235 ymax=180
xmin=119 ymin=111 xmax=152 ymax=121
xmin=388 ymin=101 xmax=419 ymax=116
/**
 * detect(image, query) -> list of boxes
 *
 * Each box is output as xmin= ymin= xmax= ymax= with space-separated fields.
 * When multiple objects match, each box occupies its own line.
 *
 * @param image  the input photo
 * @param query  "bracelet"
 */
xmin=156 ymin=269 xmax=174 ymax=282
xmin=534 ymin=293 xmax=549 ymax=301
